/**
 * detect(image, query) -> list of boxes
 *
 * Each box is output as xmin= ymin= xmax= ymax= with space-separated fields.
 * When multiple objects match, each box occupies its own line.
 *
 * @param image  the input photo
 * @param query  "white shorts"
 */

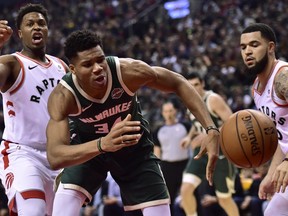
xmin=0 ymin=141 xmax=59 ymax=213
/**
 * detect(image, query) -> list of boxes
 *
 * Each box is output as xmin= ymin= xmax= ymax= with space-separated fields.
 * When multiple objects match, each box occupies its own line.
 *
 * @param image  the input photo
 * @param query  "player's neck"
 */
xmin=257 ymin=59 xmax=278 ymax=83
xmin=20 ymin=49 xmax=46 ymax=63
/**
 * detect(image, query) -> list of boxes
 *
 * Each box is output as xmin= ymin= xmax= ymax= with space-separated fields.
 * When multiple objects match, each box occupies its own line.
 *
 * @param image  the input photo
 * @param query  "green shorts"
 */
xmin=183 ymin=147 xmax=237 ymax=195
xmin=60 ymin=152 xmax=170 ymax=211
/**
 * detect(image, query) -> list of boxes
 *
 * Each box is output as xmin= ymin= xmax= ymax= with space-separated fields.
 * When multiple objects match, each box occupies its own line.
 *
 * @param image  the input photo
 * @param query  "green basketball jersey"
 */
xmin=60 ymin=56 xmax=156 ymax=161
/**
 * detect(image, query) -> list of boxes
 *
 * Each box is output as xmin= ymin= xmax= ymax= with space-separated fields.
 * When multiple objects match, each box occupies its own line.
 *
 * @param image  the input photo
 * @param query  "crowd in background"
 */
xmin=1 ymin=0 xmax=288 ymax=130
xmin=2 ymin=0 xmax=287 ymax=131
xmin=0 ymin=0 xmax=287 ymax=215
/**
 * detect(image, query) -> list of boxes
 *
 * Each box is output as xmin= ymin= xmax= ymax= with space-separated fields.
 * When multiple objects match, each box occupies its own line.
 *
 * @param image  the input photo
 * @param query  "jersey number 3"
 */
xmin=94 ymin=117 xmax=122 ymax=134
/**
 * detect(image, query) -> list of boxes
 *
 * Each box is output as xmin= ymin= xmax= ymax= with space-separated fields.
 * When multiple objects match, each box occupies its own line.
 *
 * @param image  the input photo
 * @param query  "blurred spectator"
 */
xmin=233 ymin=163 xmax=269 ymax=216
xmin=0 ymin=0 xmax=287 ymax=133
xmin=153 ymin=100 xmax=191 ymax=215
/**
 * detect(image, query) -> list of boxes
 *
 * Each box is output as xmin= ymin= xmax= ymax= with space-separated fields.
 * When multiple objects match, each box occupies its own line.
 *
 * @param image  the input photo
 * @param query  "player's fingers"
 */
xmin=0 ymin=20 xmax=8 ymax=24
xmin=281 ymin=173 xmax=288 ymax=193
xmin=123 ymin=114 xmax=132 ymax=121
xmin=180 ymin=139 xmax=188 ymax=149
xmin=194 ymin=147 xmax=207 ymax=160
xmin=117 ymin=139 xmax=139 ymax=150
xmin=272 ymin=171 xmax=281 ymax=193
xmin=258 ymin=191 xmax=266 ymax=200
xmin=281 ymin=183 xmax=287 ymax=193
xmin=281 ymin=172 xmax=288 ymax=193
xmin=206 ymin=156 xmax=217 ymax=186
xmin=121 ymin=133 xmax=142 ymax=143
xmin=275 ymin=177 xmax=283 ymax=193
xmin=113 ymin=120 xmax=141 ymax=137
xmin=266 ymin=193 xmax=273 ymax=201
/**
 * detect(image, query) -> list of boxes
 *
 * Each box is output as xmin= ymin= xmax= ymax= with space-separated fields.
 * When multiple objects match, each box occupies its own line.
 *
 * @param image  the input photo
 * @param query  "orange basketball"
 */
xmin=220 ymin=109 xmax=278 ymax=168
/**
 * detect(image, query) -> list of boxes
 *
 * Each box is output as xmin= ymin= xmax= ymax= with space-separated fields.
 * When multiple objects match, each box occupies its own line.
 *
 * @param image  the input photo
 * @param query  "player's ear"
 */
xmin=69 ymin=64 xmax=76 ymax=74
xmin=268 ymin=41 xmax=275 ymax=54
xmin=18 ymin=29 xmax=22 ymax=39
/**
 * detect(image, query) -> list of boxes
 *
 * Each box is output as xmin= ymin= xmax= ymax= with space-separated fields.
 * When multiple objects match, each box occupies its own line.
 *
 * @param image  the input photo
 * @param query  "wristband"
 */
xmin=97 ymin=138 xmax=106 ymax=154
xmin=205 ymin=126 xmax=220 ymax=134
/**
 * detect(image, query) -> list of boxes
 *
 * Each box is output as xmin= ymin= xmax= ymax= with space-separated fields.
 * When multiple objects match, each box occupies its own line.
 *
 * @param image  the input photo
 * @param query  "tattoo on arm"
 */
xmin=275 ymin=69 xmax=288 ymax=102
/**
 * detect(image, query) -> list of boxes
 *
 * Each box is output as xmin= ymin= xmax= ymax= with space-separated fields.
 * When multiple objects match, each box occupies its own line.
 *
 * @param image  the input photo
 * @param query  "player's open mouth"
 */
xmin=32 ymin=34 xmax=43 ymax=44
xmin=94 ymin=76 xmax=106 ymax=85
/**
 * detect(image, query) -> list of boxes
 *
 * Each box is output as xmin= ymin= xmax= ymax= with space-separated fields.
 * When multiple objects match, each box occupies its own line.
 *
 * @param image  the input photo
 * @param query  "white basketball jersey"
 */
xmin=253 ymin=60 xmax=288 ymax=154
xmin=1 ymin=52 xmax=66 ymax=150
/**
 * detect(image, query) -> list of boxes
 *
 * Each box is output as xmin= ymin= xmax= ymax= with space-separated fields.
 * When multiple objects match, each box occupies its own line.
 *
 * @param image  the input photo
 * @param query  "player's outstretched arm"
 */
xmin=259 ymin=145 xmax=284 ymax=198
xmin=125 ymin=60 xmax=219 ymax=185
xmin=270 ymin=68 xmax=288 ymax=193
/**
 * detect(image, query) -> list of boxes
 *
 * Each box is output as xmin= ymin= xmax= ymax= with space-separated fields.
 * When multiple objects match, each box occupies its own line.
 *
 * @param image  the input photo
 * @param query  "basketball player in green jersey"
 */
xmin=46 ymin=30 xmax=220 ymax=216
xmin=180 ymin=72 xmax=239 ymax=216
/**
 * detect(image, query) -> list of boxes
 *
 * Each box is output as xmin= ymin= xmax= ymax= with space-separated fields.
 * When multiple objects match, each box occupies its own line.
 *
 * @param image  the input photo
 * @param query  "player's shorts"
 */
xmin=0 ymin=141 xmax=59 ymax=214
xmin=60 ymin=153 xmax=170 ymax=211
xmin=182 ymin=147 xmax=236 ymax=197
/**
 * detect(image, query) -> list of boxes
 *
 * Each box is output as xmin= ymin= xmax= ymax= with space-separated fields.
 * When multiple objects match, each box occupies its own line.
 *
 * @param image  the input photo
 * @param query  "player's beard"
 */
xmin=245 ymin=52 xmax=268 ymax=76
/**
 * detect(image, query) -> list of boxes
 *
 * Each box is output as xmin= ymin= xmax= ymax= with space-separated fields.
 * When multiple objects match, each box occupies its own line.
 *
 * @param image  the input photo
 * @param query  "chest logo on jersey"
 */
xmin=111 ymin=88 xmax=124 ymax=99
xmin=28 ymin=65 xmax=38 ymax=70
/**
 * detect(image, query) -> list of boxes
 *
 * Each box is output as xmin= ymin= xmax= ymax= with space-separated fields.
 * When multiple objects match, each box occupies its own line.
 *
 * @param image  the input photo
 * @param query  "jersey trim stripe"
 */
xmin=16 ymin=52 xmax=53 ymax=68
xmin=60 ymin=80 xmax=82 ymax=116
xmin=21 ymin=190 xmax=46 ymax=200
xmin=1 ymin=140 xmax=10 ymax=169
xmin=115 ymin=57 xmax=134 ymax=96
xmin=9 ymin=56 xmax=25 ymax=95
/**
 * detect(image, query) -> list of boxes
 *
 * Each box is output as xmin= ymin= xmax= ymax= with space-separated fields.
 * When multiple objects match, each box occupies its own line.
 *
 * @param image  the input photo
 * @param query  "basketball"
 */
xmin=220 ymin=109 xmax=278 ymax=168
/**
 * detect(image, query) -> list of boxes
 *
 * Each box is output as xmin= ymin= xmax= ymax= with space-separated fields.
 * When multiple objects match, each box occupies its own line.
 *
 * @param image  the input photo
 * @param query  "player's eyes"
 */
xmin=26 ymin=22 xmax=33 ymax=27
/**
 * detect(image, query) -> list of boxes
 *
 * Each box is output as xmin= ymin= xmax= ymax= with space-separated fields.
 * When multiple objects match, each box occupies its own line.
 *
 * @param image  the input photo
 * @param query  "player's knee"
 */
xmin=180 ymin=183 xmax=195 ymax=197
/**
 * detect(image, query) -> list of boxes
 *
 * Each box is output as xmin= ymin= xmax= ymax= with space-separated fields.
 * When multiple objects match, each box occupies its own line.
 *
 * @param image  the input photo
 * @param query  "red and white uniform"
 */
xmin=0 ymin=52 xmax=66 ymax=214
xmin=253 ymin=60 xmax=288 ymax=154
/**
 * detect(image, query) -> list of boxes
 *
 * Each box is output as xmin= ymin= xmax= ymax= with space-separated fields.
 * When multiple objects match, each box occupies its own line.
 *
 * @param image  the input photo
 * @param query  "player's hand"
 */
xmin=180 ymin=136 xmax=191 ymax=149
xmin=272 ymin=160 xmax=288 ymax=193
xmin=258 ymin=174 xmax=275 ymax=200
xmin=194 ymin=130 xmax=219 ymax=186
xmin=201 ymin=194 xmax=217 ymax=207
xmin=101 ymin=114 xmax=142 ymax=152
xmin=240 ymin=196 xmax=252 ymax=209
xmin=0 ymin=20 xmax=13 ymax=49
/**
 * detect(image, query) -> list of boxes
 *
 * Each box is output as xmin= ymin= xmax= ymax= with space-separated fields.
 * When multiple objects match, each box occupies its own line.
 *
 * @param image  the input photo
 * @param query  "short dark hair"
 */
xmin=184 ymin=72 xmax=203 ymax=81
xmin=64 ymin=29 xmax=103 ymax=61
xmin=16 ymin=3 xmax=49 ymax=30
xmin=242 ymin=23 xmax=277 ymax=45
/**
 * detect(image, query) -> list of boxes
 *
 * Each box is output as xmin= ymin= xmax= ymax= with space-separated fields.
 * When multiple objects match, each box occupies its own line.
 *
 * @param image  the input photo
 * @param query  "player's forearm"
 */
xmin=47 ymin=139 xmax=101 ymax=170
xmin=184 ymin=93 xmax=216 ymax=129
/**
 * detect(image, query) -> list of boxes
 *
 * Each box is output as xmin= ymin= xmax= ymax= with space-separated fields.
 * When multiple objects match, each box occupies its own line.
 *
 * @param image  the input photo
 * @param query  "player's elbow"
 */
xmin=47 ymin=155 xmax=61 ymax=170
xmin=47 ymin=148 xmax=63 ymax=170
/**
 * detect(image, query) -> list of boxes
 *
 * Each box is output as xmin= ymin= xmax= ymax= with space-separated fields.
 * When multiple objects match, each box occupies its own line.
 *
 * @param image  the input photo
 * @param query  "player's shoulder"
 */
xmin=119 ymin=57 xmax=146 ymax=67
xmin=274 ymin=65 xmax=288 ymax=85
xmin=206 ymin=90 xmax=224 ymax=102
xmin=49 ymin=83 xmax=78 ymax=115
xmin=0 ymin=53 xmax=18 ymax=64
